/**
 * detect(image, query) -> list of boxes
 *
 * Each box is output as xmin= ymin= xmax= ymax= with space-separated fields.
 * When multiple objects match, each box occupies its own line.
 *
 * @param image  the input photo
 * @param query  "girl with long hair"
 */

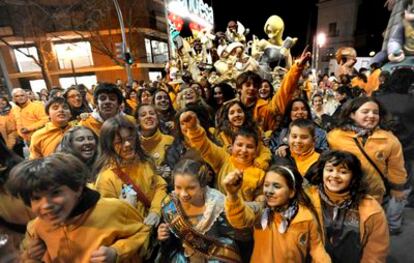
xmin=223 ymin=165 xmax=331 ymax=263
xmin=94 ymin=115 xmax=167 ymax=227
xmin=305 ymin=150 xmax=389 ymax=263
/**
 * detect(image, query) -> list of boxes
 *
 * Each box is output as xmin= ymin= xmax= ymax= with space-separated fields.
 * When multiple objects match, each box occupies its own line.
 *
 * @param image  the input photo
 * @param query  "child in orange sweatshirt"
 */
xmin=6 ymin=153 xmax=150 ymax=263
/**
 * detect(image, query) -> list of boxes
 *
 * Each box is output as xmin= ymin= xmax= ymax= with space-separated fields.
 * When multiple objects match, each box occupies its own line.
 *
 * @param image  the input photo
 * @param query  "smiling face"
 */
xmin=182 ymin=87 xmax=198 ymax=104
xmin=323 ymin=161 xmax=353 ymax=194
xmin=350 ymin=101 xmax=380 ymax=130
xmin=174 ymin=173 xmax=204 ymax=206
xmin=113 ymin=127 xmax=136 ymax=161
xmin=66 ymin=89 xmax=83 ymax=108
xmin=228 ymin=103 xmax=245 ymax=128
xmin=97 ymin=92 xmax=120 ymax=121
xmin=231 ymin=135 xmax=257 ymax=165
xmin=312 ymin=96 xmax=323 ymax=110
xmin=154 ymin=91 xmax=170 ymax=111
xmin=71 ymin=129 xmax=96 ymax=161
xmin=140 ymin=90 xmax=153 ymax=105
xmin=240 ymin=81 xmax=258 ymax=106
xmin=137 ymin=105 xmax=158 ymax=134
xmin=263 ymin=171 xmax=295 ymax=208
xmin=290 ymin=101 xmax=309 ymax=121
xmin=259 ymin=81 xmax=272 ymax=99
xmin=49 ymin=102 xmax=72 ymax=127
xmin=31 ymin=185 xmax=82 ymax=226
xmin=288 ymin=126 xmax=314 ymax=155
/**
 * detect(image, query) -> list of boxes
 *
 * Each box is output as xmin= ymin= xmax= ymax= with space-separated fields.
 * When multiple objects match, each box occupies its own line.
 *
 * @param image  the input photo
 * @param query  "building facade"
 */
xmin=0 ymin=0 xmax=170 ymax=94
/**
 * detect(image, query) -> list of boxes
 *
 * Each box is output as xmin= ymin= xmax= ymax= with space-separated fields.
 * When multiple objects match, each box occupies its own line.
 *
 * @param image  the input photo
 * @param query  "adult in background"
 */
xmin=63 ymin=85 xmax=92 ymax=122
xmin=327 ymin=96 xmax=408 ymax=234
xmin=375 ymin=68 xmax=414 ymax=208
xmin=10 ymin=88 xmax=48 ymax=143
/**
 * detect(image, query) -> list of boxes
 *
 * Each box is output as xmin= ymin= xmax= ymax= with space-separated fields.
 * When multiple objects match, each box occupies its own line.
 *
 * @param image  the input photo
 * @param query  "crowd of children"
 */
xmin=1 ymin=18 xmax=414 ymax=263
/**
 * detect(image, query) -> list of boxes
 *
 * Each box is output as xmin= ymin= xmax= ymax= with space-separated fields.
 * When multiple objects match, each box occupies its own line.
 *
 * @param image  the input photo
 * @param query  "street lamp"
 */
xmin=65 ymin=45 xmax=78 ymax=85
xmin=313 ymin=32 xmax=326 ymax=73
xmin=112 ymin=0 xmax=133 ymax=85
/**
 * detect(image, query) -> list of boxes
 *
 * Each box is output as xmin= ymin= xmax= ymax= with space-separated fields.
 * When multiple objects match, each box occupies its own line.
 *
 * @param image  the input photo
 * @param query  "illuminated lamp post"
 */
xmin=65 ymin=45 xmax=78 ymax=85
xmin=313 ymin=32 xmax=326 ymax=72
xmin=112 ymin=0 xmax=133 ymax=85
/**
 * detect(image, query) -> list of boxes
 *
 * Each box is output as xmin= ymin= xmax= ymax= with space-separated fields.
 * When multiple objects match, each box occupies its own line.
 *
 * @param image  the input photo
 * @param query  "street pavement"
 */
xmin=388 ymin=207 xmax=414 ymax=263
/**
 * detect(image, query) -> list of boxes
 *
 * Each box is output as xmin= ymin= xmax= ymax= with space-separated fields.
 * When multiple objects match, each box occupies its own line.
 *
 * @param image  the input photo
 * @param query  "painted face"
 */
xmin=288 ymin=126 xmax=314 ymax=155
xmin=182 ymin=87 xmax=197 ymax=104
xmin=97 ymin=93 xmax=119 ymax=120
xmin=113 ymin=128 xmax=136 ymax=161
xmin=228 ymin=103 xmax=245 ymax=128
xmin=323 ymin=161 xmax=353 ymax=194
xmin=138 ymin=105 xmax=158 ymax=133
xmin=71 ymin=129 xmax=96 ymax=161
xmin=231 ymin=135 xmax=257 ymax=165
xmin=154 ymin=91 xmax=170 ymax=111
xmin=66 ymin=90 xmax=83 ymax=108
xmin=263 ymin=171 xmax=295 ymax=208
xmin=31 ymin=185 xmax=82 ymax=226
xmin=141 ymin=91 xmax=153 ymax=105
xmin=13 ymin=90 xmax=28 ymax=105
xmin=240 ymin=81 xmax=257 ymax=105
xmin=174 ymin=174 xmax=204 ymax=205
xmin=290 ymin=101 xmax=309 ymax=121
xmin=49 ymin=103 xmax=72 ymax=126
xmin=213 ymin=87 xmax=224 ymax=105
xmin=350 ymin=101 xmax=380 ymax=130
xmin=259 ymin=82 xmax=272 ymax=99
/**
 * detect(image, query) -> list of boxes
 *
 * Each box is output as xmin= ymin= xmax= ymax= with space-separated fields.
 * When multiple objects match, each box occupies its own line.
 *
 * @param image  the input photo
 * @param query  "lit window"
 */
xmin=145 ymin=38 xmax=169 ymax=64
xmin=54 ymin=41 xmax=94 ymax=69
xmin=29 ymin=79 xmax=47 ymax=94
xmin=59 ymin=75 xmax=97 ymax=90
xmin=145 ymin=39 xmax=153 ymax=63
xmin=14 ymin=47 xmax=41 ymax=72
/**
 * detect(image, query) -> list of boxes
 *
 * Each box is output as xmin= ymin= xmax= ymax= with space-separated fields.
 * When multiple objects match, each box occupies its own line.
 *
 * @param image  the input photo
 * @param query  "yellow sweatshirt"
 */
xmin=95 ymin=161 xmax=167 ymax=218
xmin=225 ymin=197 xmax=331 ymax=263
xmin=10 ymin=101 xmax=48 ymax=141
xmin=140 ymin=129 xmax=174 ymax=167
xmin=186 ymin=126 xmax=265 ymax=201
xmin=328 ymin=128 xmax=407 ymax=201
xmin=22 ymin=197 xmax=150 ymax=263
xmin=215 ymin=130 xmax=272 ymax=170
xmin=291 ymin=149 xmax=320 ymax=177
xmin=29 ymin=122 xmax=73 ymax=159
xmin=0 ymin=111 xmax=18 ymax=149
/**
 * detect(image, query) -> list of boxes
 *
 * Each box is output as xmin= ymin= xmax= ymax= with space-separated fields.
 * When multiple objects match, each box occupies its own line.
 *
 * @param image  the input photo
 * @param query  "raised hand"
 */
xmin=179 ymin=111 xmax=199 ymax=133
xmin=223 ymin=170 xmax=243 ymax=200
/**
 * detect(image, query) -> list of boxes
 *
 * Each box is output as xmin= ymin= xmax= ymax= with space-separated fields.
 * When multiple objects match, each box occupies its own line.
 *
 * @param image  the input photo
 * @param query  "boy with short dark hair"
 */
xmin=29 ymin=97 xmax=72 ymax=159
xmin=6 ymin=153 xmax=150 ymax=262
xmin=179 ymin=110 xmax=265 ymax=202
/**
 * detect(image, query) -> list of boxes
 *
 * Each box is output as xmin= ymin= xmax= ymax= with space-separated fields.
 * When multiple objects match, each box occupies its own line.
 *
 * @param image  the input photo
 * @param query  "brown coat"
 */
xmin=307 ymin=186 xmax=389 ymax=263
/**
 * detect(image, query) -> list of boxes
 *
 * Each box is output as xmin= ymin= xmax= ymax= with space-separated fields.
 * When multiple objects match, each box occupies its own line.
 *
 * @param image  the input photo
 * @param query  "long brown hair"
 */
xmin=94 ymin=115 xmax=149 ymax=172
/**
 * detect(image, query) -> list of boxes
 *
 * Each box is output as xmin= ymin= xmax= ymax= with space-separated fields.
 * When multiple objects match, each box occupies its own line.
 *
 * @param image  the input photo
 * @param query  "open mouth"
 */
xmin=81 ymin=145 xmax=94 ymax=155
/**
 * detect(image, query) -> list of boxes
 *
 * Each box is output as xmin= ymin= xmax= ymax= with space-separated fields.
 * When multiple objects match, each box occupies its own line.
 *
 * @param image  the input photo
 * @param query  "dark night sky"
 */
xmin=210 ymin=0 xmax=390 ymax=56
